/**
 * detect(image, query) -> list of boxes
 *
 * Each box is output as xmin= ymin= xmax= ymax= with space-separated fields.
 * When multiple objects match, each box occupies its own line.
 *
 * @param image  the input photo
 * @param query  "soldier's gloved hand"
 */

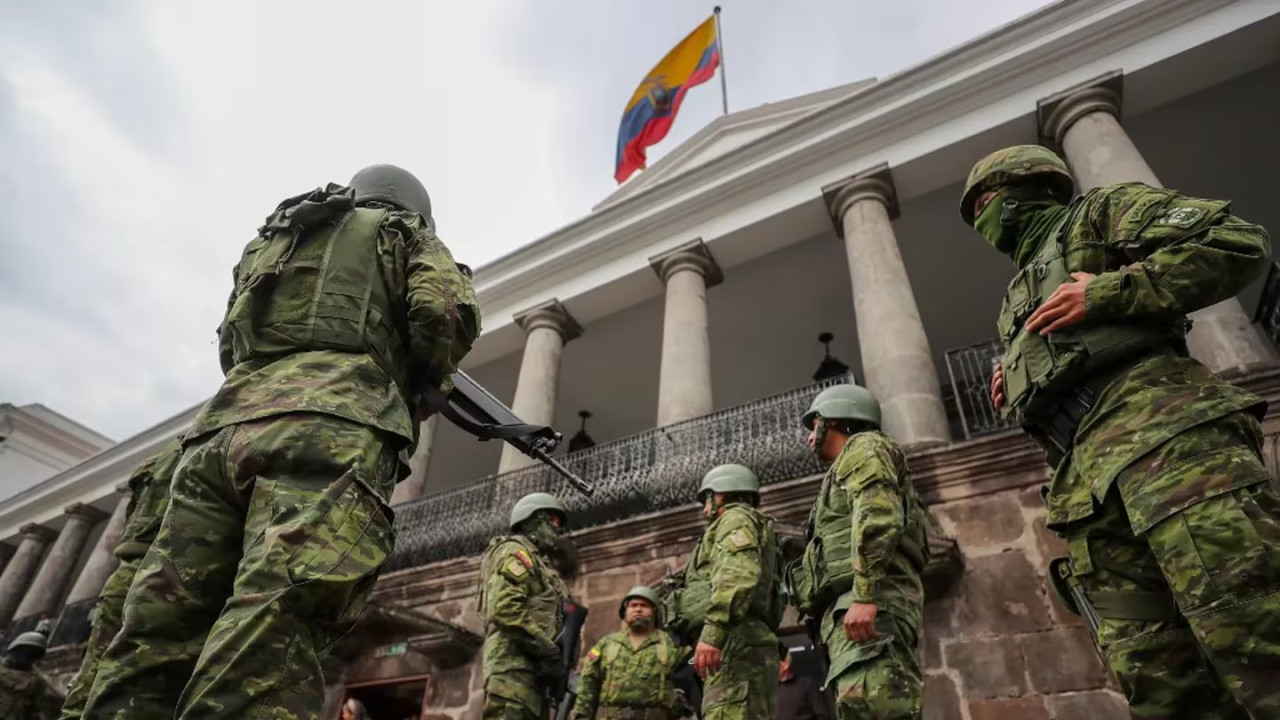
xmin=534 ymin=652 xmax=565 ymax=686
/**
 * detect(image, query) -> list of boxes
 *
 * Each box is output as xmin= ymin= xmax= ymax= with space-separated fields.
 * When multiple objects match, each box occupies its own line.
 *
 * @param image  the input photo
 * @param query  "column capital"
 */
xmin=649 ymin=238 xmax=724 ymax=288
xmin=19 ymin=524 xmax=56 ymax=543
xmin=822 ymin=163 xmax=900 ymax=233
xmin=513 ymin=299 xmax=583 ymax=343
xmin=1037 ymin=69 xmax=1124 ymax=150
xmin=64 ymin=503 xmax=109 ymax=524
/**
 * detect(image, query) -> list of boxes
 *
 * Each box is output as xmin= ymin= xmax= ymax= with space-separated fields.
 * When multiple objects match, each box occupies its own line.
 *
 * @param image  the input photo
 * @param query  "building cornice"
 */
xmin=469 ymin=0 xmax=1274 ymax=338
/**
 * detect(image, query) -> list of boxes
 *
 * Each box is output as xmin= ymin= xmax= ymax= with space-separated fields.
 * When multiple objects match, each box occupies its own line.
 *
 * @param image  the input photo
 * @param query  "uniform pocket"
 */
xmin=284 ymin=470 xmax=396 ymax=631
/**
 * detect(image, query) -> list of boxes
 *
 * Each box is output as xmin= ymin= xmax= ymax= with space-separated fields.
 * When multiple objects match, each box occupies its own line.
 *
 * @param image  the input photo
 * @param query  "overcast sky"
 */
xmin=0 ymin=0 xmax=1054 ymax=443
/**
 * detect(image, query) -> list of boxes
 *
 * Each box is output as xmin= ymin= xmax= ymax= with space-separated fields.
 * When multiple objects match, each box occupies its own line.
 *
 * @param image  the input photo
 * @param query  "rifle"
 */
xmin=804 ymin=615 xmax=837 ymax=718
xmin=427 ymin=370 xmax=595 ymax=497
xmin=550 ymin=598 xmax=590 ymax=719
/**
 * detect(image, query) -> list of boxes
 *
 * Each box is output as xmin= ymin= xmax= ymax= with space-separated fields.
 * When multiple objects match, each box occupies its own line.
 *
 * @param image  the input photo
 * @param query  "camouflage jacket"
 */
xmin=798 ymin=431 xmax=929 ymax=628
xmin=0 ymin=666 xmax=63 ymax=720
xmin=477 ymin=533 xmax=569 ymax=677
xmin=114 ymin=438 xmax=183 ymax=562
xmin=684 ymin=503 xmax=779 ymax=649
xmin=189 ymin=187 xmax=480 ymax=446
xmin=572 ymin=629 xmax=683 ymax=718
xmin=1008 ymin=182 xmax=1270 ymax=530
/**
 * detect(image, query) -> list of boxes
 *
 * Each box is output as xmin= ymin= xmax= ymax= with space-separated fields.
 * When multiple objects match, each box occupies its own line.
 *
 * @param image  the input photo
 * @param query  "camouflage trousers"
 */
xmin=821 ymin=608 xmax=921 ymax=719
xmin=80 ymin=413 xmax=400 ymax=720
xmin=482 ymin=672 xmax=544 ymax=720
xmin=701 ymin=634 xmax=779 ymax=720
xmin=58 ymin=557 xmax=143 ymax=720
xmin=61 ymin=468 xmax=172 ymax=720
xmin=1063 ymin=472 xmax=1280 ymax=718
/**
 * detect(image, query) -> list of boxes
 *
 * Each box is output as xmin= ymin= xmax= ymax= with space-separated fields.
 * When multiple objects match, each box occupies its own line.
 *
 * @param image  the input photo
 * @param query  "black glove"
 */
xmin=534 ymin=651 xmax=565 ymax=686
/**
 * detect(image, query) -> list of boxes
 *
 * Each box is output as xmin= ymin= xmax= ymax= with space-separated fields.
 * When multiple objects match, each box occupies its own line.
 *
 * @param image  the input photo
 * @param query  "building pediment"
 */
xmin=594 ymin=78 xmax=877 ymax=210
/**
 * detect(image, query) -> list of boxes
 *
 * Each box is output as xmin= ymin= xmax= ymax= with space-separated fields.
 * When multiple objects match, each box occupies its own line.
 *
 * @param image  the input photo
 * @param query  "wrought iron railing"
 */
xmin=1253 ymin=261 xmax=1280 ymax=352
xmin=943 ymin=338 xmax=1019 ymax=440
xmin=385 ymin=374 xmax=856 ymax=572
xmin=0 ymin=612 xmax=46 ymax=649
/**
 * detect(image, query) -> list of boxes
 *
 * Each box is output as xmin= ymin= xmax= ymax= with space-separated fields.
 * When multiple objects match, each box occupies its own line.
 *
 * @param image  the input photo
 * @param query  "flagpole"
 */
xmin=713 ymin=6 xmax=728 ymax=115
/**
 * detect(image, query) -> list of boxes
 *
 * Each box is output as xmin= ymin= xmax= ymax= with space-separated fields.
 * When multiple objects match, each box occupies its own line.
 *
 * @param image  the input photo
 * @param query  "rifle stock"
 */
xmin=549 ymin=598 xmax=589 ymax=718
xmin=428 ymin=370 xmax=595 ymax=496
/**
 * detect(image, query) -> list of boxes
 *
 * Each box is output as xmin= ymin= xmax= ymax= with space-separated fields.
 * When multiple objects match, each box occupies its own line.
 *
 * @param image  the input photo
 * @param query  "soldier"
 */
xmin=59 ymin=439 xmax=183 ymax=720
xmin=479 ymin=492 xmax=575 ymax=719
xmin=81 ymin=164 xmax=480 ymax=720
xmin=674 ymin=464 xmax=784 ymax=720
xmin=959 ymin=144 xmax=1280 ymax=718
xmin=0 ymin=630 xmax=64 ymax=719
xmin=788 ymin=384 xmax=931 ymax=719
xmin=572 ymin=585 xmax=691 ymax=720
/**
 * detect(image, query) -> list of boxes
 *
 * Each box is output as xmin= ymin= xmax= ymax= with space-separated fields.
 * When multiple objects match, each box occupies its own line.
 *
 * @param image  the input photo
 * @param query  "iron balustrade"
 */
xmin=49 ymin=598 xmax=96 ymax=649
xmin=385 ymin=374 xmax=855 ymax=572
xmin=943 ymin=338 xmax=1019 ymax=440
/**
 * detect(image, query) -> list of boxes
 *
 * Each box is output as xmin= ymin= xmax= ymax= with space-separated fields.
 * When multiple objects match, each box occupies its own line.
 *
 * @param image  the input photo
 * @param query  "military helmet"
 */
xmin=348 ymin=164 xmax=434 ymax=224
xmin=509 ymin=492 xmax=567 ymax=529
xmin=959 ymin=144 xmax=1075 ymax=226
xmin=6 ymin=630 xmax=48 ymax=654
xmin=618 ymin=585 xmax=663 ymax=619
xmin=697 ymin=463 xmax=760 ymax=500
xmin=802 ymin=383 xmax=881 ymax=430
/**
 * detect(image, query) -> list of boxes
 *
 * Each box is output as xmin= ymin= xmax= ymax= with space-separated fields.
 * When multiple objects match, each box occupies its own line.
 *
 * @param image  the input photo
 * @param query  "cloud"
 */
xmin=0 ymin=0 xmax=1054 ymax=443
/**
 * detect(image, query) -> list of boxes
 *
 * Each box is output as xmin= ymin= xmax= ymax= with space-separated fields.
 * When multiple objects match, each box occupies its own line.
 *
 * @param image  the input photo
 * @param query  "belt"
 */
xmin=1031 ymin=351 xmax=1161 ymax=456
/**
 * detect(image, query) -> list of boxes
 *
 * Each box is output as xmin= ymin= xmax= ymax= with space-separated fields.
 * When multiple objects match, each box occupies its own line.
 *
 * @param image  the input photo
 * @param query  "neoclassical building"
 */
xmin=4 ymin=1 xmax=1280 ymax=718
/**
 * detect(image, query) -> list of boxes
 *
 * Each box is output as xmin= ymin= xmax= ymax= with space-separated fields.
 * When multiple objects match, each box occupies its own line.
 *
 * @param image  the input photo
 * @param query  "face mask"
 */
xmin=524 ymin=514 xmax=564 ymax=557
xmin=974 ymin=190 xmax=1068 ymax=268
xmin=974 ymin=191 xmax=1019 ymax=254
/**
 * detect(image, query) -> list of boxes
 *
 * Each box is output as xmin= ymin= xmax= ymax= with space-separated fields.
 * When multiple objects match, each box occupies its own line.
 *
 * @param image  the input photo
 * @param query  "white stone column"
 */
xmin=1039 ymin=74 xmax=1276 ymax=373
xmin=63 ymin=486 xmax=132 ymax=607
xmin=0 ymin=524 xmax=56 ymax=626
xmin=391 ymin=415 xmax=440 ymax=504
xmin=13 ymin=503 xmax=107 ymax=622
xmin=650 ymin=239 xmax=723 ymax=427
xmin=498 ymin=299 xmax=582 ymax=473
xmin=825 ymin=167 xmax=951 ymax=449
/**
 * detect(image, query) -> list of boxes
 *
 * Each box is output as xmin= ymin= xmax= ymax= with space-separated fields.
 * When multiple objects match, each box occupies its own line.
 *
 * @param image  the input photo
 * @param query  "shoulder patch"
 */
xmin=502 ymin=558 xmax=528 ymax=580
xmin=1156 ymin=205 xmax=1205 ymax=228
xmin=729 ymin=528 xmax=752 ymax=549
xmin=587 ymin=645 xmax=600 ymax=661
xmin=515 ymin=548 xmax=534 ymax=570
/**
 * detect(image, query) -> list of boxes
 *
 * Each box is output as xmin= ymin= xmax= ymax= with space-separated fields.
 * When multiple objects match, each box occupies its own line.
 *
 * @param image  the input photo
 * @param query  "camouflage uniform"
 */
xmin=794 ymin=430 xmax=930 ymax=719
xmin=479 ymin=533 xmax=570 ymax=719
xmin=81 ymin=178 xmax=479 ymax=720
xmin=0 ymin=665 xmax=64 ymax=720
xmin=59 ymin=439 xmax=183 ymax=720
xmin=962 ymin=146 xmax=1280 ymax=718
xmin=679 ymin=495 xmax=782 ymax=720
xmin=573 ymin=629 xmax=684 ymax=720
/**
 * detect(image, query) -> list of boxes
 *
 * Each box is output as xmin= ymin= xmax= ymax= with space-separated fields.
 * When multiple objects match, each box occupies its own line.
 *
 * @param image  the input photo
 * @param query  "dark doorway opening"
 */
xmin=343 ymin=674 xmax=430 ymax=720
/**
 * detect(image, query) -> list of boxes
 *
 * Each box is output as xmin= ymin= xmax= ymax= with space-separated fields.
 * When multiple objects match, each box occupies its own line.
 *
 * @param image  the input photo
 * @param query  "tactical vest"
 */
xmin=677 ymin=505 xmax=785 ymax=635
xmin=477 ymin=535 xmax=567 ymax=642
xmin=996 ymin=210 xmax=1186 ymax=424
xmin=596 ymin=632 xmax=674 ymax=708
xmin=797 ymin=456 xmax=930 ymax=615
xmin=220 ymin=195 xmax=410 ymax=396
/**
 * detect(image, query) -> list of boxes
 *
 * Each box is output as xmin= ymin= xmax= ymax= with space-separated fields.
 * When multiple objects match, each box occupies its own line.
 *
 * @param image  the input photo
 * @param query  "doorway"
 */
xmin=343 ymin=674 xmax=431 ymax=720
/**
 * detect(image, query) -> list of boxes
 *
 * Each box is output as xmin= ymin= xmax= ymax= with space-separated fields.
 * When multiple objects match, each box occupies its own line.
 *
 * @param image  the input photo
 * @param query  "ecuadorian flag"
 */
xmin=614 ymin=16 xmax=721 ymax=184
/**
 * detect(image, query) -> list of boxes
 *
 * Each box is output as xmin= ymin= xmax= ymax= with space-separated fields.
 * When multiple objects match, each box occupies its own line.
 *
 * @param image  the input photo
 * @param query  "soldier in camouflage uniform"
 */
xmin=787 ymin=384 xmax=931 ymax=719
xmin=671 ymin=464 xmax=784 ymax=720
xmin=59 ymin=439 xmax=183 ymax=720
xmin=81 ymin=165 xmax=480 ymax=720
xmin=572 ymin=585 xmax=691 ymax=720
xmin=1 ymin=630 xmax=64 ymax=720
xmin=479 ymin=492 xmax=575 ymax=719
xmin=960 ymin=144 xmax=1280 ymax=718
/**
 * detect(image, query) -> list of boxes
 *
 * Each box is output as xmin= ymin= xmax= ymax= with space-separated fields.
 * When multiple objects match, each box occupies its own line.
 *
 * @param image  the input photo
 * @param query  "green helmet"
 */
xmin=348 ymin=164 xmax=434 ymax=226
xmin=959 ymin=144 xmax=1074 ymax=226
xmin=698 ymin=463 xmax=760 ymax=500
xmin=509 ymin=492 xmax=567 ymax=530
xmin=6 ymin=630 xmax=48 ymax=654
xmin=618 ymin=585 xmax=663 ymax=620
xmin=802 ymin=383 xmax=881 ymax=430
